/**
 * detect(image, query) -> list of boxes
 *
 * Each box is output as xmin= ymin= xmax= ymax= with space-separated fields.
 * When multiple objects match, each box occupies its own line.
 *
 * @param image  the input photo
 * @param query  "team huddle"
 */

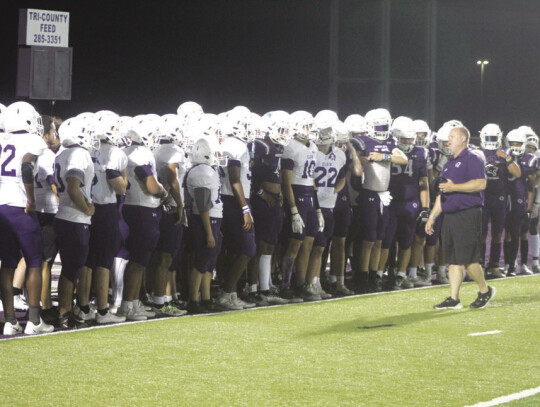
xmin=0 ymin=100 xmax=538 ymax=335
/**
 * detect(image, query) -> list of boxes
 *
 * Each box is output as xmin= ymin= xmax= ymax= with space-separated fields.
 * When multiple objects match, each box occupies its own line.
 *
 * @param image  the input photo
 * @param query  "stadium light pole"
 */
xmin=477 ymin=60 xmax=489 ymax=121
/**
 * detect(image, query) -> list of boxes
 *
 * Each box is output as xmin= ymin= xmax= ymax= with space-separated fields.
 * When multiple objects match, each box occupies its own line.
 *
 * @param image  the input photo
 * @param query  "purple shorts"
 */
xmin=505 ymin=195 xmax=527 ymax=238
xmin=251 ymin=193 xmax=283 ymax=246
xmin=314 ymin=208 xmax=335 ymax=247
xmin=285 ymin=185 xmax=318 ymax=240
xmin=156 ymin=211 xmax=184 ymax=257
xmin=37 ymin=212 xmax=58 ymax=262
xmin=333 ymin=205 xmax=352 ymax=238
xmin=0 ymin=205 xmax=43 ymax=268
xmin=54 ymin=218 xmax=90 ymax=283
xmin=221 ymin=196 xmax=256 ymax=257
xmin=122 ymin=205 xmax=162 ymax=267
xmin=87 ymin=203 xmax=120 ymax=270
xmin=358 ymin=190 xmax=391 ymax=242
xmin=188 ymin=215 xmax=223 ymax=273
xmin=383 ymin=200 xmax=420 ymax=250
xmin=482 ymin=194 xmax=507 ymax=236
xmin=348 ymin=206 xmax=363 ymax=242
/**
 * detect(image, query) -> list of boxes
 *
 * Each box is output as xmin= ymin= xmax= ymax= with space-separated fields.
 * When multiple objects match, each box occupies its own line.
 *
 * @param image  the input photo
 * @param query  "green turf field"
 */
xmin=1 ymin=275 xmax=539 ymax=406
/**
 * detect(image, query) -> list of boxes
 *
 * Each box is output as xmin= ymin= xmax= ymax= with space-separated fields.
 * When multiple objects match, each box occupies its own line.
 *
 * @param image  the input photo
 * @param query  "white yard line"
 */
xmin=467 ymin=330 xmax=502 ymax=337
xmin=465 ymin=385 xmax=540 ymax=407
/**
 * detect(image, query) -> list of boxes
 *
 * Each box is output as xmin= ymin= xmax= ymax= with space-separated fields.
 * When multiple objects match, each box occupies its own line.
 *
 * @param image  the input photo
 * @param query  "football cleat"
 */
xmin=3 ymin=321 xmax=24 ymax=335
xmin=24 ymin=318 xmax=55 ymax=334
xmin=96 ymin=311 xmax=127 ymax=324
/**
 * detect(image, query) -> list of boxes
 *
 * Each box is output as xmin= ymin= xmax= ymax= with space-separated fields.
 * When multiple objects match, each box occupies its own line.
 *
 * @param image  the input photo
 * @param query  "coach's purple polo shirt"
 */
xmin=440 ymin=147 xmax=486 ymax=213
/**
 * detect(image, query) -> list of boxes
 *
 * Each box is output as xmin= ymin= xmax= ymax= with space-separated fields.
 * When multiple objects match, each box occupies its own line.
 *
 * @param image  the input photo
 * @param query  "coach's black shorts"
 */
xmin=441 ymin=207 xmax=483 ymax=266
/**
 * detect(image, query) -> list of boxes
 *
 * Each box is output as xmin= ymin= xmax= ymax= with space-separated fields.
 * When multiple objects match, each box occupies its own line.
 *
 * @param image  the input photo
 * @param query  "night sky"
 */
xmin=1 ymin=0 xmax=539 ymax=136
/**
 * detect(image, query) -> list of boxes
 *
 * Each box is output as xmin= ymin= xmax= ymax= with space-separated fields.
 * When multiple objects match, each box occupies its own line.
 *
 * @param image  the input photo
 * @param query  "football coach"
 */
xmin=425 ymin=126 xmax=496 ymax=309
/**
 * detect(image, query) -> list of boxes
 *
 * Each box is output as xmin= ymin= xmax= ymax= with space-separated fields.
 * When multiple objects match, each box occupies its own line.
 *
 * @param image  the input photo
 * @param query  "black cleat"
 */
xmin=469 ymin=286 xmax=496 ymax=309
xmin=368 ymin=271 xmax=382 ymax=293
xmin=433 ymin=297 xmax=463 ymax=310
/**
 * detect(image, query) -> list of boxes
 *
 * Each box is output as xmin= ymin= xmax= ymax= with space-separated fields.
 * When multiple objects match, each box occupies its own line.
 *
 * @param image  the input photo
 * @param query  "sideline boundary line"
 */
xmin=465 ymin=385 xmax=540 ymax=406
xmin=1 ymin=274 xmax=538 ymax=342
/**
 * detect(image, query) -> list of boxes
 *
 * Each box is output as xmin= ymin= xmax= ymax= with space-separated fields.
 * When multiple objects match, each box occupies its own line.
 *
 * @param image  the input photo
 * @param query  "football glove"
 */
xmin=291 ymin=206 xmax=305 ymax=234
xmin=416 ymin=208 xmax=430 ymax=227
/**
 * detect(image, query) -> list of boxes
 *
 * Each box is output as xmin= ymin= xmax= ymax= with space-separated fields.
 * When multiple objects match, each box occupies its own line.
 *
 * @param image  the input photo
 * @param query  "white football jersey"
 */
xmin=91 ymin=143 xmax=128 ymax=205
xmin=219 ymin=137 xmax=252 ymax=197
xmin=123 ymin=145 xmax=161 ymax=208
xmin=314 ymin=147 xmax=347 ymax=209
xmin=185 ymin=163 xmax=223 ymax=218
xmin=35 ymin=148 xmax=59 ymax=213
xmin=154 ymin=143 xmax=187 ymax=206
xmin=55 ymin=146 xmax=95 ymax=224
xmin=0 ymin=133 xmax=47 ymax=207
xmin=281 ymin=138 xmax=319 ymax=187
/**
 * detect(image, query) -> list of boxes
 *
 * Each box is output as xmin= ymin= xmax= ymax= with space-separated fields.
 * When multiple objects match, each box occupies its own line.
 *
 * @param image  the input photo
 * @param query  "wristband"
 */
xmin=242 ymin=205 xmax=250 ymax=215
xmin=505 ymin=155 xmax=513 ymax=163
xmin=429 ymin=215 xmax=437 ymax=221
xmin=422 ymin=207 xmax=429 ymax=211
xmin=291 ymin=206 xmax=299 ymax=215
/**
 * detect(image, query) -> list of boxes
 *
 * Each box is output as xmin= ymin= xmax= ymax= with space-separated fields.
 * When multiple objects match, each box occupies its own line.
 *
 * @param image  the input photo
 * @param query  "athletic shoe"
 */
xmin=393 ymin=276 xmax=413 ymax=290
xmin=13 ymin=294 xmax=29 ymax=311
xmin=232 ymin=293 xmax=255 ymax=309
xmin=533 ymin=265 xmax=540 ymax=273
xmin=216 ymin=293 xmax=243 ymax=311
xmin=133 ymin=301 xmax=155 ymax=318
xmin=334 ymin=284 xmax=354 ymax=296
xmin=279 ymin=286 xmax=304 ymax=303
xmin=314 ymin=281 xmax=332 ymax=299
xmin=187 ymin=301 xmax=210 ymax=314
xmin=354 ymin=272 xmax=369 ymax=294
xmin=259 ymin=292 xmax=289 ymax=305
xmin=73 ymin=305 xmax=96 ymax=322
xmin=433 ymin=297 xmax=463 ymax=310
xmin=521 ymin=265 xmax=534 ymax=275
xmin=117 ymin=302 xmax=147 ymax=321
xmin=3 ymin=321 xmax=23 ymax=335
xmin=301 ymin=284 xmax=322 ymax=301
xmin=24 ymin=318 xmax=54 ymax=335
xmin=96 ymin=311 xmax=126 ymax=324
xmin=245 ymin=292 xmax=269 ymax=306
xmin=488 ymin=267 xmax=505 ymax=279
xmin=469 ymin=286 xmax=497 ymax=309
xmin=506 ymin=265 xmax=517 ymax=277
xmin=41 ymin=307 xmax=60 ymax=326
xmin=435 ymin=274 xmax=449 ymax=284
xmin=411 ymin=275 xmax=432 ymax=287
xmin=200 ymin=299 xmax=228 ymax=313
xmin=154 ymin=304 xmax=187 ymax=316
xmin=368 ymin=273 xmax=382 ymax=293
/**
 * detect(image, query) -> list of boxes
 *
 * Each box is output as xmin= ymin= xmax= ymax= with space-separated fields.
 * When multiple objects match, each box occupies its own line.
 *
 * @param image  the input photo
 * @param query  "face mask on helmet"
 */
xmin=191 ymin=135 xmax=227 ymax=166
xmin=117 ymin=116 xmax=133 ymax=148
xmin=526 ymin=134 xmax=539 ymax=152
xmin=365 ymin=108 xmax=391 ymax=141
xmin=479 ymin=123 xmax=502 ymax=150
xmin=412 ymin=120 xmax=431 ymax=146
xmin=315 ymin=127 xmax=336 ymax=145
xmin=290 ymin=111 xmax=315 ymax=142
xmin=5 ymin=102 xmax=43 ymax=136
xmin=505 ymin=129 xmax=526 ymax=156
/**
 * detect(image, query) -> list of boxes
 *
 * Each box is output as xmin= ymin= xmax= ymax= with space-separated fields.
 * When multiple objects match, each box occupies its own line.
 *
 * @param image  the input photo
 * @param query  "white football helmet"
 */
xmin=159 ymin=114 xmax=184 ymax=145
xmin=314 ymin=110 xmax=339 ymax=131
xmin=117 ymin=116 xmax=133 ymax=147
xmin=392 ymin=116 xmax=416 ymax=153
xmin=129 ymin=115 xmax=160 ymax=150
xmin=264 ymin=111 xmax=290 ymax=146
xmin=506 ymin=129 xmax=527 ymax=156
xmin=4 ymin=101 xmax=43 ymax=136
xmin=344 ymin=114 xmax=367 ymax=135
xmin=518 ymin=125 xmax=536 ymax=138
xmin=221 ymin=116 xmax=250 ymax=143
xmin=0 ymin=103 xmax=6 ymax=133
xmin=94 ymin=111 xmax=121 ymax=145
xmin=412 ymin=119 xmax=431 ymax=147
xmin=191 ymin=135 xmax=226 ymax=166
xmin=290 ymin=110 xmax=316 ymax=142
xmin=333 ymin=121 xmax=350 ymax=144
xmin=436 ymin=121 xmax=458 ymax=156
xmin=59 ymin=117 xmax=99 ymax=151
xmin=364 ymin=108 xmax=391 ymax=140
xmin=479 ymin=123 xmax=503 ymax=150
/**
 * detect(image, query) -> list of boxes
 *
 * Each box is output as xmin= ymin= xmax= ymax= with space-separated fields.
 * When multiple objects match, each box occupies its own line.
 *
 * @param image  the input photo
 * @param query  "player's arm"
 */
xmin=22 ymin=153 xmax=38 ymax=213
xmin=66 ymin=172 xmax=94 ymax=216
xmin=228 ymin=164 xmax=253 ymax=231
xmin=334 ymin=164 xmax=347 ymax=194
xmin=425 ymin=195 xmax=442 ymax=235
xmin=527 ymin=173 xmax=537 ymax=212
xmin=107 ymin=169 xmax=128 ymax=195
xmin=389 ymin=148 xmax=408 ymax=165
xmin=281 ymin=167 xmax=296 ymax=210
xmin=439 ymin=178 xmax=486 ymax=194
xmin=418 ymin=176 xmax=430 ymax=208
xmin=134 ymin=165 xmax=167 ymax=199
xmin=194 ymin=187 xmax=215 ymax=248
xmin=166 ymin=163 xmax=183 ymax=224
xmin=346 ymin=142 xmax=363 ymax=177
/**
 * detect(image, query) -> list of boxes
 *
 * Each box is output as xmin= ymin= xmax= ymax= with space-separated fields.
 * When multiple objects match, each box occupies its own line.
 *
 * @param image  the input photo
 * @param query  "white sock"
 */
xmin=153 ymin=295 xmax=165 ymax=306
xmin=425 ymin=263 xmax=434 ymax=274
xmin=377 ymin=270 xmax=384 ymax=277
xmin=329 ymin=274 xmax=337 ymax=284
xmin=112 ymin=257 xmax=128 ymax=306
xmin=250 ymin=284 xmax=257 ymax=293
xmin=259 ymin=255 xmax=272 ymax=291
xmin=165 ymin=295 xmax=173 ymax=303
xmin=438 ymin=265 xmax=446 ymax=276
xmin=534 ymin=259 xmax=540 ymax=267
xmin=337 ymin=276 xmax=344 ymax=285
xmin=397 ymin=271 xmax=406 ymax=278
xmin=409 ymin=267 xmax=417 ymax=279
xmin=530 ymin=234 xmax=539 ymax=258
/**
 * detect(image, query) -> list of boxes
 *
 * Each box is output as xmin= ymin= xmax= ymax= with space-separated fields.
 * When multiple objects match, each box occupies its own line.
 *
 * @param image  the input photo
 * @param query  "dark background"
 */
xmin=1 ymin=0 xmax=539 ymax=135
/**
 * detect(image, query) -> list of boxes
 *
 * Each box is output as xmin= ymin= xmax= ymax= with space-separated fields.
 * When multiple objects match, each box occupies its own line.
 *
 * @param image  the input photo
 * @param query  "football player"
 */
xmin=0 ymin=102 xmax=54 ymax=335
xmin=54 ymin=117 xmax=97 ymax=329
xmin=524 ymin=131 xmax=540 ymax=273
xmin=479 ymin=124 xmax=520 ymax=278
xmin=379 ymin=117 xmax=429 ymax=289
xmin=354 ymin=108 xmax=408 ymax=293
xmin=118 ymin=116 xmax=168 ymax=320
xmin=503 ymin=128 xmax=538 ymax=276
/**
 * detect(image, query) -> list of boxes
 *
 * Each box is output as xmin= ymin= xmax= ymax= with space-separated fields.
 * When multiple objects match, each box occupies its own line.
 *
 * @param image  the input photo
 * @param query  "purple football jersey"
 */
xmin=251 ymin=138 xmax=283 ymax=187
xmin=507 ymin=153 xmax=538 ymax=200
xmin=482 ymin=148 xmax=508 ymax=197
xmin=389 ymin=146 xmax=428 ymax=202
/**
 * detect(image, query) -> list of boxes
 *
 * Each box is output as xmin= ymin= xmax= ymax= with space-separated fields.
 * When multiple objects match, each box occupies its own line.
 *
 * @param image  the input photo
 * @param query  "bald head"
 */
xmin=448 ymin=126 xmax=470 ymax=156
